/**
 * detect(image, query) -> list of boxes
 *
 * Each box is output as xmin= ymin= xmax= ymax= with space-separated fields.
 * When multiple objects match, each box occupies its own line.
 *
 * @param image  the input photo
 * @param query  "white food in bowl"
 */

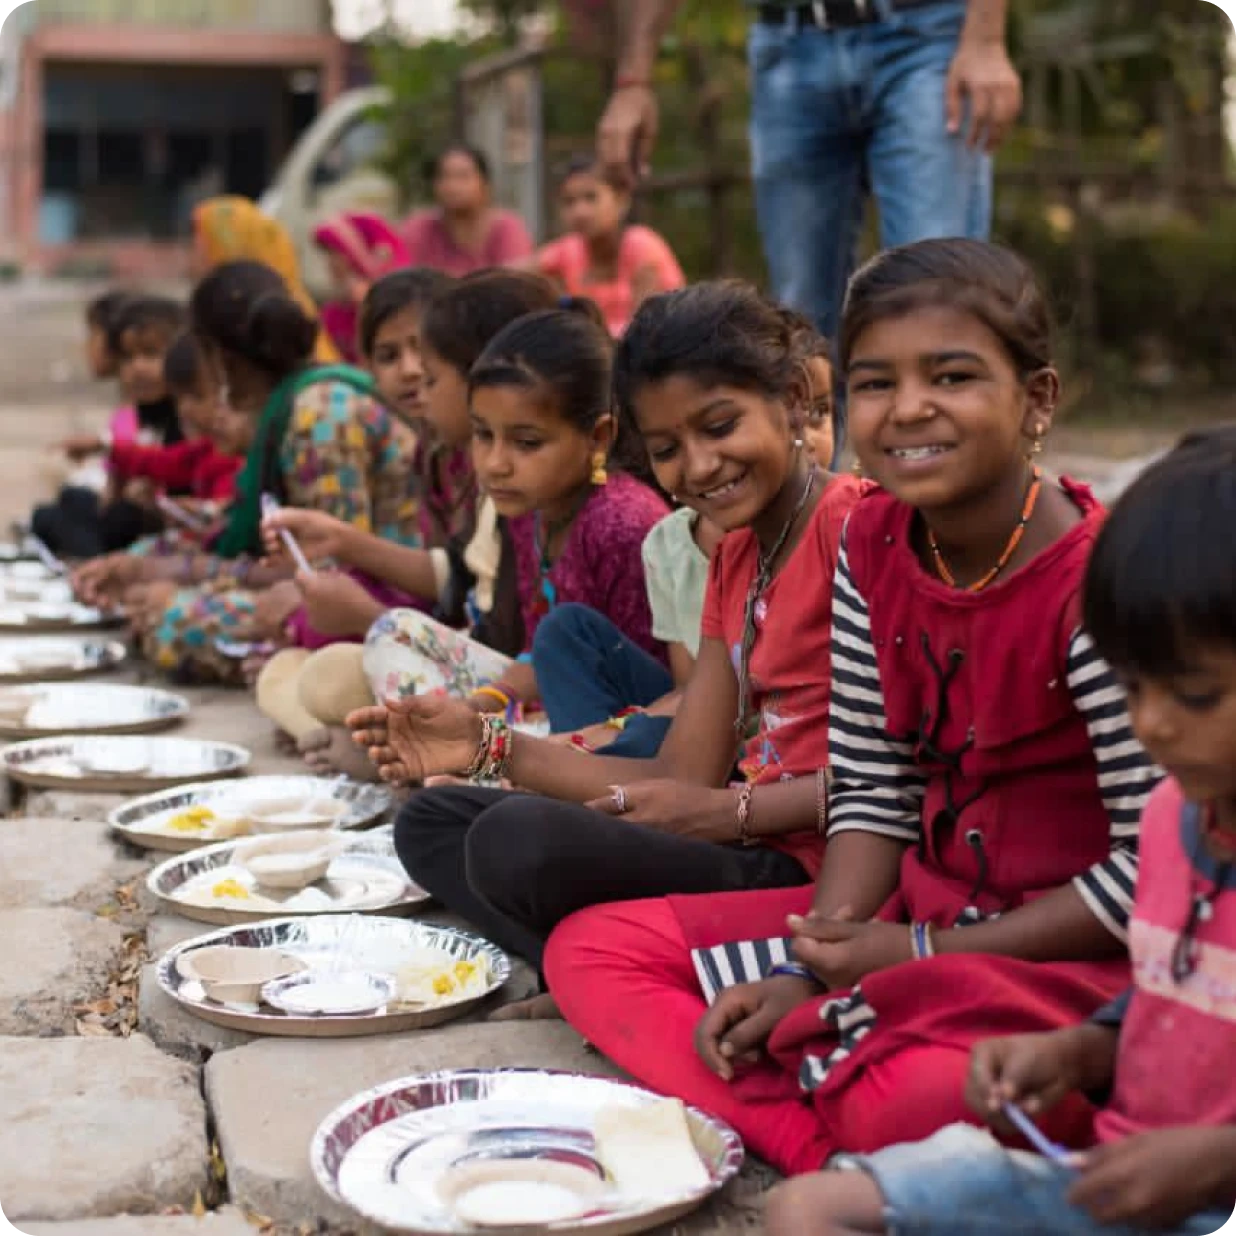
xmin=176 ymin=945 xmax=306 ymax=1004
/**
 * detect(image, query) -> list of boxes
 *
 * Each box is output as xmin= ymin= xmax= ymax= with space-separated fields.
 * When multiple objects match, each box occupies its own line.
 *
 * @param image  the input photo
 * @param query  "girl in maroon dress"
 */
xmin=541 ymin=239 xmax=1161 ymax=1175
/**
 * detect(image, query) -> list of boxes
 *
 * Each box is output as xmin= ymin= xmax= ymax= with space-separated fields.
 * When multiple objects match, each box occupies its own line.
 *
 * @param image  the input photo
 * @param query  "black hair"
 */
xmin=425 ymin=142 xmax=491 ymax=185
xmin=1084 ymin=427 xmax=1236 ymax=679
xmin=191 ymin=260 xmax=318 ymax=377
xmin=555 ymin=153 xmax=626 ymax=194
xmin=163 ymin=333 xmax=207 ymax=394
xmin=470 ymin=300 xmax=612 ymax=429
xmin=109 ymin=295 xmax=187 ymax=354
xmin=614 ymin=281 xmax=821 ymax=442
xmin=780 ymin=305 xmax=844 ymax=451
xmin=421 ymin=270 xmax=558 ymax=376
xmin=359 ymin=267 xmax=454 ymax=358
xmin=472 ymin=298 xmax=655 ymax=484
xmin=86 ymin=289 xmax=131 ymax=332
xmin=840 ymin=238 xmax=1054 ymax=377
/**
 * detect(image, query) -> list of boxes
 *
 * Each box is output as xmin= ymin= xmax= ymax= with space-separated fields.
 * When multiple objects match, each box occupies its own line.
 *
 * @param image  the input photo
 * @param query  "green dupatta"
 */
xmin=214 ymin=364 xmax=379 ymax=559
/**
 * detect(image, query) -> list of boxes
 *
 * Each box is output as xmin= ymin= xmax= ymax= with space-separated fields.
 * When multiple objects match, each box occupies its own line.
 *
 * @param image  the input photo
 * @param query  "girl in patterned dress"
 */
xmin=78 ymin=260 xmax=418 ymax=685
xmin=538 ymin=239 xmax=1162 ymax=1176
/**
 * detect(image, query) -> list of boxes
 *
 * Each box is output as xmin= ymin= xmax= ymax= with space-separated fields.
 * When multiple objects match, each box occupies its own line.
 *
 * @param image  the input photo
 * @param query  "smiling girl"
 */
xmin=537 ymin=239 xmax=1161 ymax=1174
xmin=347 ymin=282 xmax=864 ymax=1006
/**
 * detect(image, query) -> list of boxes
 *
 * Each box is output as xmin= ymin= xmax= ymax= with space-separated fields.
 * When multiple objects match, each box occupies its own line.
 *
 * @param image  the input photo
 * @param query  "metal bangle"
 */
xmin=766 ymin=962 xmax=816 ymax=983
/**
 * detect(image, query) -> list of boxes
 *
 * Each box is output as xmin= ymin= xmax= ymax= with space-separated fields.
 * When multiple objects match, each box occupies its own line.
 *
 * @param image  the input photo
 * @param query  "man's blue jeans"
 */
xmin=750 ymin=0 xmax=992 ymax=341
xmin=531 ymin=603 xmax=674 ymax=759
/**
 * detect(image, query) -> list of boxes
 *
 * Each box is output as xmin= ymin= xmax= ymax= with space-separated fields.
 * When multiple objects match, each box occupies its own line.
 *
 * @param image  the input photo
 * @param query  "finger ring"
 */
xmin=609 ymin=785 xmax=628 ymax=814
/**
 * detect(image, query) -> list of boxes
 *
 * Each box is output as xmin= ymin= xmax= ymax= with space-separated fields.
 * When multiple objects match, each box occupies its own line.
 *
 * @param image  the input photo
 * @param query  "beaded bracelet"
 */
xmin=816 ymin=766 xmax=830 ymax=834
xmin=910 ymin=921 xmax=936 ymax=961
xmin=767 ymin=962 xmax=816 ymax=983
xmin=463 ymin=714 xmax=514 ymax=784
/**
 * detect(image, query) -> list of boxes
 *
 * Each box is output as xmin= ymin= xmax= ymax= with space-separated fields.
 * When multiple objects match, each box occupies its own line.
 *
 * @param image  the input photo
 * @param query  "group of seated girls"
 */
xmin=339 ymin=242 xmax=1234 ymax=1236
xmin=62 ymin=233 xmax=1236 ymax=1235
xmin=34 ymin=290 xmax=241 ymax=561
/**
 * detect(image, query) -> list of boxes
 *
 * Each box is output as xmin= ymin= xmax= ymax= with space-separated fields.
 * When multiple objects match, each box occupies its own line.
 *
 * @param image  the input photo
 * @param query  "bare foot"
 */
xmin=298 ymin=725 xmax=381 ymax=782
xmin=488 ymin=993 xmax=561 ymax=1022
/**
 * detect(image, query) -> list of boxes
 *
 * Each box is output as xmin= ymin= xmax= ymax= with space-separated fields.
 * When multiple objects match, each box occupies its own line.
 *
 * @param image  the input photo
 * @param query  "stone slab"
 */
xmin=0 ymin=908 xmax=125 ymax=1035
xmin=20 ymin=1207 xmax=256 ymax=1236
xmin=207 ymin=1020 xmax=772 ymax=1233
xmin=146 ymin=915 xmax=216 ymax=959
xmin=138 ymin=963 xmax=256 ymax=1061
xmin=0 ymin=817 xmax=147 ymax=913
xmin=206 ymin=1021 xmax=624 ymax=1230
xmin=0 ymin=1035 xmax=208 ymax=1221
xmin=17 ymin=791 xmax=129 ymax=822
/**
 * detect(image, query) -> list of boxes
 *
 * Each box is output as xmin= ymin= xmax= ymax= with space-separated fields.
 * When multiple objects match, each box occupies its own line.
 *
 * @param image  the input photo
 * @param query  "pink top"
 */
xmin=403 ymin=209 xmax=533 ymax=276
xmin=1095 ymin=778 xmax=1236 ymax=1144
xmin=537 ymin=226 xmax=686 ymax=336
xmin=508 ymin=471 xmax=670 ymax=660
xmin=109 ymin=406 xmax=139 ymax=444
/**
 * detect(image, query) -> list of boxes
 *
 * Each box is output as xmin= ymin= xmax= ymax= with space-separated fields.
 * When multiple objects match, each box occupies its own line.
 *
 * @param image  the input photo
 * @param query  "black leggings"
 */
xmin=393 ymin=785 xmax=809 ymax=970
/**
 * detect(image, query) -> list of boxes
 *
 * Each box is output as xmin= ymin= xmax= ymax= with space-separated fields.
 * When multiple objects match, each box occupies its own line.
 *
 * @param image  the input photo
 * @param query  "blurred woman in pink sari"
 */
xmin=313 ymin=212 xmax=411 ymax=362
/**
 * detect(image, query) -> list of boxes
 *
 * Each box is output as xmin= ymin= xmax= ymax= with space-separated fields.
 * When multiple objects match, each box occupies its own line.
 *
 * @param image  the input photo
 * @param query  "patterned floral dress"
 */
xmin=142 ymin=379 xmax=417 ymax=684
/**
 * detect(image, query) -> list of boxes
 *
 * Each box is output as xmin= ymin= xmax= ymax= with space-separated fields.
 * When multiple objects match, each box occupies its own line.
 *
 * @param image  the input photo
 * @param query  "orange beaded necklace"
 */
xmin=928 ymin=466 xmax=1043 ymax=593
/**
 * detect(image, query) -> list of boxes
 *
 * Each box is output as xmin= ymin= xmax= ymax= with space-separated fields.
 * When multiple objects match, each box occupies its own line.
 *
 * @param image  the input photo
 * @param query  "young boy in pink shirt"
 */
xmin=767 ymin=431 xmax=1236 ymax=1236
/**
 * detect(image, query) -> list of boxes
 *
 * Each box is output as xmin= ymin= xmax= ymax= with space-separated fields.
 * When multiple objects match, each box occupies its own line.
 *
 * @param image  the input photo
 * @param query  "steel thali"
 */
xmin=158 ymin=915 xmax=509 ymax=1038
xmin=147 ymin=825 xmax=430 ymax=926
xmin=311 ymin=1070 xmax=744 ymax=1235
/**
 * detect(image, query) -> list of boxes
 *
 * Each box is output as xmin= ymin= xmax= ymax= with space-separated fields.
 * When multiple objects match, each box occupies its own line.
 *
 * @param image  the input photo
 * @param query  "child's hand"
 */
xmin=261 ymin=508 xmax=350 ymax=566
xmin=296 ymin=571 xmax=385 ymax=638
xmin=58 ymin=433 xmax=104 ymax=462
xmin=1069 ymin=1127 xmax=1236 ymax=1228
xmin=73 ymin=553 xmax=144 ymax=606
xmin=347 ymin=695 xmax=484 ymax=785
xmin=694 ymin=974 xmax=819 ymax=1081
xmin=252 ymin=580 xmax=302 ymax=642
xmin=788 ymin=915 xmax=912 ymax=991
xmin=122 ymin=478 xmax=158 ymax=507
xmin=966 ymin=1024 xmax=1116 ymax=1128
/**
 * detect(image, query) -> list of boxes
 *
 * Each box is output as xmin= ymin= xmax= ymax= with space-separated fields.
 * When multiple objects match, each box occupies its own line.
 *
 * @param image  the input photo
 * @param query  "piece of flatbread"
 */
xmin=594 ymin=1098 xmax=710 ymax=1199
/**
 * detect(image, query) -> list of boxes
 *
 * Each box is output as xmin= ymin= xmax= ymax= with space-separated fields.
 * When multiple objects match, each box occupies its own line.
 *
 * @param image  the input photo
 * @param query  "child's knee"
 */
xmin=765 ymin=1170 xmax=886 ymax=1236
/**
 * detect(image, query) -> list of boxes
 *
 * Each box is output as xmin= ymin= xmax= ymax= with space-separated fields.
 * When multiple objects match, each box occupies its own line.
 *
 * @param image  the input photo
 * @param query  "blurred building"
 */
xmin=0 ymin=0 xmax=349 ymax=274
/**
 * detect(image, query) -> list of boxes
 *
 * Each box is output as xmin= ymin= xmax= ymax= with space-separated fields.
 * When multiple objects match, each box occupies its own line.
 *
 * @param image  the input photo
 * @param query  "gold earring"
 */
xmin=591 ymin=451 xmax=608 ymax=486
xmin=1030 ymin=424 xmax=1046 ymax=456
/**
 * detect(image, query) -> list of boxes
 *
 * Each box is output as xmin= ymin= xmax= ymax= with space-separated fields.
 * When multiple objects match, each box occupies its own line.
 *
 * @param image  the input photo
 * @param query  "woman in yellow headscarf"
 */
xmin=190 ymin=196 xmax=339 ymax=362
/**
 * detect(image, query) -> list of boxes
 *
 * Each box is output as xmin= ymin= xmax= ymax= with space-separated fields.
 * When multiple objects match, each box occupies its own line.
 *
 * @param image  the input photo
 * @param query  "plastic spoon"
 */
xmin=1001 ymin=1102 xmax=1074 ymax=1165
xmin=27 ymin=534 xmax=66 ymax=578
xmin=261 ymin=494 xmax=314 ymax=575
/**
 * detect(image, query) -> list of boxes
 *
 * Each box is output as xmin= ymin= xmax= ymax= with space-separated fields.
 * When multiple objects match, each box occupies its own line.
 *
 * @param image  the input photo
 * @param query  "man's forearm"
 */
xmin=615 ymin=0 xmax=686 ymax=80
xmin=960 ymin=0 xmax=1010 ymax=45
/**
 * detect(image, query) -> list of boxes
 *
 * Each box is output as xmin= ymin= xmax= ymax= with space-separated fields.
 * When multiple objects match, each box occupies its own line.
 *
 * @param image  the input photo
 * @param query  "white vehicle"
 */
xmin=258 ymin=86 xmax=401 ymax=299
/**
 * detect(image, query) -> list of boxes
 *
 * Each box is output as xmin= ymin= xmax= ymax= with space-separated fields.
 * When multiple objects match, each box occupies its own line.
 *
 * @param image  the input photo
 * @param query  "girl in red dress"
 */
xmin=542 ymin=239 xmax=1161 ymax=1175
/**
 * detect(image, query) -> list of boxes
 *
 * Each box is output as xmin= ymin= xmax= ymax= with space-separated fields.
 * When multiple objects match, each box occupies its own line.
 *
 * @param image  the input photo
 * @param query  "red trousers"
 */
xmin=545 ymin=895 xmax=1103 ymax=1176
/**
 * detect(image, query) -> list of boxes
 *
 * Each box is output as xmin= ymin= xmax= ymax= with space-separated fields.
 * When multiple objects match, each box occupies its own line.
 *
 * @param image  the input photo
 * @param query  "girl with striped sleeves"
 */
xmin=542 ymin=240 xmax=1161 ymax=1176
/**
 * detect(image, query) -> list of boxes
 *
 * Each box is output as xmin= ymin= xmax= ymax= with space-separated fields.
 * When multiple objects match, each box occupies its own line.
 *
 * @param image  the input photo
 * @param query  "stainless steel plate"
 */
xmin=0 ymin=594 xmax=121 ymax=632
xmin=311 ymin=1071 xmax=745 ymax=1236
xmin=146 ymin=826 xmax=430 ymax=925
xmin=0 ymin=682 xmax=188 ymax=738
xmin=3 ymin=735 xmax=250 ymax=792
xmin=0 ymin=636 xmax=127 ymax=684
xmin=109 ymin=776 xmax=394 ymax=853
xmin=158 ymin=916 xmax=510 ymax=1038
